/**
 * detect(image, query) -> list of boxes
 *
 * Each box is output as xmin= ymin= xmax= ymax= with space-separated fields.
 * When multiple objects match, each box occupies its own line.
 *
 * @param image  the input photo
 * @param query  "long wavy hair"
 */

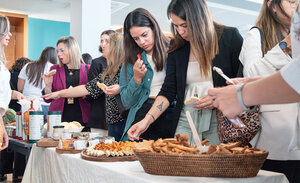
xmin=101 ymin=33 xmax=124 ymax=82
xmin=26 ymin=47 xmax=57 ymax=88
xmin=99 ymin=30 xmax=116 ymax=53
xmin=0 ymin=14 xmax=10 ymax=65
xmin=123 ymin=8 xmax=169 ymax=72
xmin=57 ymin=36 xmax=84 ymax=69
xmin=167 ymin=0 xmax=218 ymax=78
xmin=256 ymin=0 xmax=292 ymax=54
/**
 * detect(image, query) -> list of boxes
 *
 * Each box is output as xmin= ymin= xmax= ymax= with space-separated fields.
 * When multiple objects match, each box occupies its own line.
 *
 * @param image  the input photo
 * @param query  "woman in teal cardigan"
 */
xmin=119 ymin=8 xmax=173 ymax=141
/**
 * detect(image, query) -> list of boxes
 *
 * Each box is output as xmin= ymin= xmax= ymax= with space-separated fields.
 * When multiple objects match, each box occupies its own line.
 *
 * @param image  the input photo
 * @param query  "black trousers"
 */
xmin=132 ymin=98 xmax=175 ymax=140
xmin=261 ymin=159 xmax=300 ymax=183
xmin=0 ymin=149 xmax=26 ymax=177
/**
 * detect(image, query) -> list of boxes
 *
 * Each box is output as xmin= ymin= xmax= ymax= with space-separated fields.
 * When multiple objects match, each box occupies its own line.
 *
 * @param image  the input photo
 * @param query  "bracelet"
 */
xmin=146 ymin=113 xmax=156 ymax=122
xmin=236 ymin=83 xmax=257 ymax=112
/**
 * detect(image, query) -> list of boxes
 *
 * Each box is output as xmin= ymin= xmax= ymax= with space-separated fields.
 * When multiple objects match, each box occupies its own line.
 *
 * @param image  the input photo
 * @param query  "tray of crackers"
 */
xmin=81 ymin=141 xmax=137 ymax=162
xmin=133 ymin=133 xmax=268 ymax=178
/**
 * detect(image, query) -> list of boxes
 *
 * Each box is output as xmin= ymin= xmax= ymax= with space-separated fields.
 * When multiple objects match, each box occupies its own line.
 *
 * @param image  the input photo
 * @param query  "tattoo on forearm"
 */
xmin=157 ymin=101 xmax=164 ymax=111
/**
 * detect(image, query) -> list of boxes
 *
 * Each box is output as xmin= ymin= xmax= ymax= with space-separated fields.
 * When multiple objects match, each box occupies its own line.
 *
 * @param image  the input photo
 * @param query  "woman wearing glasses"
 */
xmin=238 ymin=0 xmax=299 ymax=182
xmin=43 ymin=36 xmax=90 ymax=126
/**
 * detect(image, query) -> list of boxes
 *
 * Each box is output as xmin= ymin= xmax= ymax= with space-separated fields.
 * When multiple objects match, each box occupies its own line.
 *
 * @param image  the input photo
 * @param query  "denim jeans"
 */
xmin=108 ymin=120 xmax=126 ymax=142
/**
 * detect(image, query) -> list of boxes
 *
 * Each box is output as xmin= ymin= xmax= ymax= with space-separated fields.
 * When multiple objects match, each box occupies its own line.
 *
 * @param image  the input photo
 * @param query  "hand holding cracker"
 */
xmin=96 ymin=81 xmax=107 ymax=90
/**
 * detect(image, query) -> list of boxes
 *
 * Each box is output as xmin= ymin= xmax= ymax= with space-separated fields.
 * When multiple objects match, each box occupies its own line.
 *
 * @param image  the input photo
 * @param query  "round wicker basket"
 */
xmin=134 ymin=150 xmax=268 ymax=178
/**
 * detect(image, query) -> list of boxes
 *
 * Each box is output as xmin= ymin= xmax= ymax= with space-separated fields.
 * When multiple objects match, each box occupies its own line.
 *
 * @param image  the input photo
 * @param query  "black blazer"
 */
xmin=159 ymin=25 xmax=243 ymax=136
xmin=86 ymin=56 xmax=108 ymax=129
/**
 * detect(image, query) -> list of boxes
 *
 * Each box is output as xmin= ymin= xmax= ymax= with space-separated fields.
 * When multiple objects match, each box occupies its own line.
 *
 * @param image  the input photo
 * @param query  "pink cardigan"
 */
xmin=44 ymin=64 xmax=91 ymax=123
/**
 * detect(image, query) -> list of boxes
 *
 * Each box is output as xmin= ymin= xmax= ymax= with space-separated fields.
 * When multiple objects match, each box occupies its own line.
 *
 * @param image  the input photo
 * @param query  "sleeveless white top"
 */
xmin=147 ymin=54 xmax=166 ymax=98
xmin=184 ymin=61 xmax=213 ymax=101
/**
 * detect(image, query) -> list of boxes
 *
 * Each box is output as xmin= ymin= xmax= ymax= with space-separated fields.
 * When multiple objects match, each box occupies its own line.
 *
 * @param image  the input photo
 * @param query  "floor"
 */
xmin=0 ymin=174 xmax=13 ymax=183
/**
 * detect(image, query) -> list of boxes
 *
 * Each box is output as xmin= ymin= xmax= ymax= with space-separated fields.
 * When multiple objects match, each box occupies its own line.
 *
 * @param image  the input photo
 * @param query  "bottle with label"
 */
xmin=16 ymin=112 xmax=22 ymax=140
xmin=23 ymin=100 xmax=35 ymax=142
xmin=29 ymin=111 xmax=44 ymax=143
xmin=53 ymin=125 xmax=64 ymax=140
xmin=47 ymin=111 xmax=61 ymax=137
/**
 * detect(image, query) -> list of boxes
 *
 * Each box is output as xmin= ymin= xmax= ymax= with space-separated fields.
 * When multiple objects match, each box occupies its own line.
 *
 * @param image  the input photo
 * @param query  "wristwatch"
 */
xmin=236 ymin=83 xmax=257 ymax=112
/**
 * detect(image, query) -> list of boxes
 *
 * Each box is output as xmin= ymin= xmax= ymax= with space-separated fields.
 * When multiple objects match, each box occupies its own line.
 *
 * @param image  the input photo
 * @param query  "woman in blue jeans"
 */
xmin=43 ymin=33 xmax=126 ymax=141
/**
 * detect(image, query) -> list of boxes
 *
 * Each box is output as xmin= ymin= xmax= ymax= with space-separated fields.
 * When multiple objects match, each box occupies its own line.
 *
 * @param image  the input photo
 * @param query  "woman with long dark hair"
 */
xmin=128 ymin=0 xmax=243 ymax=145
xmin=119 ymin=8 xmax=172 ymax=141
xmin=18 ymin=47 xmax=57 ymax=119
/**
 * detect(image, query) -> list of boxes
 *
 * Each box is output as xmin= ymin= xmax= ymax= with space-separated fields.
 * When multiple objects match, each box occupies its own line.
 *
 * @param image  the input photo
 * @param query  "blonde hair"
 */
xmin=0 ymin=15 xmax=10 ymax=65
xmin=256 ymin=0 xmax=291 ymax=54
xmin=56 ymin=36 xmax=83 ymax=69
xmin=101 ymin=33 xmax=124 ymax=82
xmin=168 ymin=0 xmax=218 ymax=78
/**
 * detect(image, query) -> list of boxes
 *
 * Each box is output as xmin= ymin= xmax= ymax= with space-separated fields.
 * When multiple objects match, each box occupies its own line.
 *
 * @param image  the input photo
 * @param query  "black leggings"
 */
xmin=132 ymin=99 xmax=175 ymax=140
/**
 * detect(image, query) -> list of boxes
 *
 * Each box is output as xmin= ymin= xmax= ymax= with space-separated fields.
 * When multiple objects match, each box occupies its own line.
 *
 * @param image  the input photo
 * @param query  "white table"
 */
xmin=22 ymin=145 xmax=289 ymax=183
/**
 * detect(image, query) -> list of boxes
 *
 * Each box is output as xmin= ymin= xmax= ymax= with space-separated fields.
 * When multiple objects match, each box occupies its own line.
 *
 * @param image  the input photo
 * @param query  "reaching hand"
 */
xmin=1 ymin=126 xmax=9 ymax=151
xmin=42 ymin=73 xmax=53 ymax=93
xmin=104 ymin=84 xmax=120 ymax=96
xmin=127 ymin=118 xmax=151 ymax=141
xmin=42 ymin=91 xmax=61 ymax=100
xmin=12 ymin=90 xmax=26 ymax=101
xmin=193 ymin=95 xmax=215 ymax=110
xmin=208 ymin=85 xmax=243 ymax=118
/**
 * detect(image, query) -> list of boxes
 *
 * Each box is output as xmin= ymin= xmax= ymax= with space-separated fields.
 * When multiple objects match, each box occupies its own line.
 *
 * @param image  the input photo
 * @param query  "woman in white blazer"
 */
xmin=239 ymin=0 xmax=299 ymax=182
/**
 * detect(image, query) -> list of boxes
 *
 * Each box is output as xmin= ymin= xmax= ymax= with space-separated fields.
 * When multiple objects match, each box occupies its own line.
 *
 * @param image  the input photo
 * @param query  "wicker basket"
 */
xmin=134 ymin=150 xmax=268 ymax=178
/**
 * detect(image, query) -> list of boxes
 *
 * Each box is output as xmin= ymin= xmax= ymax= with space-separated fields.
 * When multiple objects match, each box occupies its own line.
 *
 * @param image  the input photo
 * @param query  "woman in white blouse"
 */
xmin=236 ymin=0 xmax=299 ymax=182
xmin=18 ymin=47 xmax=57 ymax=123
xmin=0 ymin=15 xmax=24 ymax=150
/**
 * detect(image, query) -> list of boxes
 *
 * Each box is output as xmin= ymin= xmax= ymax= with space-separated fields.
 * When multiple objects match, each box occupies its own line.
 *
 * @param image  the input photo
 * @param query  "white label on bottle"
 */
xmin=48 ymin=114 xmax=61 ymax=137
xmin=29 ymin=115 xmax=44 ymax=140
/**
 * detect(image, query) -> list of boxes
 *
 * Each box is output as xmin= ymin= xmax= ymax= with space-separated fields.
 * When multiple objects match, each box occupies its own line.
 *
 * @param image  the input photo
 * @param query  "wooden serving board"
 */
xmin=56 ymin=147 xmax=82 ymax=154
xmin=36 ymin=138 xmax=59 ymax=147
xmin=81 ymin=150 xmax=137 ymax=162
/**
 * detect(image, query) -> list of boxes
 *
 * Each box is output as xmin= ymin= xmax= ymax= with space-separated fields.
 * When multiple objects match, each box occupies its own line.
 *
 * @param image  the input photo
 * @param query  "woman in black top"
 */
xmin=127 ymin=0 xmax=243 ymax=142
xmin=86 ymin=30 xmax=115 ymax=133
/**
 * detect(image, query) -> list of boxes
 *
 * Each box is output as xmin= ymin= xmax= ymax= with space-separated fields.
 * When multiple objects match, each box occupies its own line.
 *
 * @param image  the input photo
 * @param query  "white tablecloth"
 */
xmin=22 ymin=144 xmax=289 ymax=183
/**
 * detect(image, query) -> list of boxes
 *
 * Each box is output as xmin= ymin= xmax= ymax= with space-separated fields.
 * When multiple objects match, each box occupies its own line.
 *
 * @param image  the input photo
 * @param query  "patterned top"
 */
xmin=85 ymin=68 xmax=124 ymax=124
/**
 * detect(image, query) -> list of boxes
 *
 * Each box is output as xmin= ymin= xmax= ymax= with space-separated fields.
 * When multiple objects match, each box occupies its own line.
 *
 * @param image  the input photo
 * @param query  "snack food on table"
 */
xmin=60 ymin=121 xmax=82 ymax=129
xmin=86 ymin=141 xmax=136 ymax=157
xmin=46 ymin=69 xmax=56 ymax=76
xmin=44 ymin=121 xmax=83 ymax=134
xmin=133 ymin=133 xmax=266 ymax=155
xmin=96 ymin=81 xmax=107 ymax=90
xmin=134 ymin=133 xmax=199 ymax=154
xmin=201 ymin=141 xmax=266 ymax=155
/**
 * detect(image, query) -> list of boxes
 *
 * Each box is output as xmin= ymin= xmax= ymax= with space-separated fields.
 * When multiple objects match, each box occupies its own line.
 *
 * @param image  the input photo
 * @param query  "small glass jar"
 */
xmin=53 ymin=125 xmax=64 ymax=140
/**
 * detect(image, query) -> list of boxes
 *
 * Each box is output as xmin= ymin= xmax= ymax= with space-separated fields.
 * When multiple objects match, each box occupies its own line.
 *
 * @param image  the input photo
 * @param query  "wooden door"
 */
xmin=0 ymin=11 xmax=28 ymax=70
xmin=5 ymin=25 xmax=16 ymax=69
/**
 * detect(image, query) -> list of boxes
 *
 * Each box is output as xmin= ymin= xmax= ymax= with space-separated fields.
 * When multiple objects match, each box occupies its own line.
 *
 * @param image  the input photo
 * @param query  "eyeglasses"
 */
xmin=285 ymin=0 xmax=299 ymax=8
